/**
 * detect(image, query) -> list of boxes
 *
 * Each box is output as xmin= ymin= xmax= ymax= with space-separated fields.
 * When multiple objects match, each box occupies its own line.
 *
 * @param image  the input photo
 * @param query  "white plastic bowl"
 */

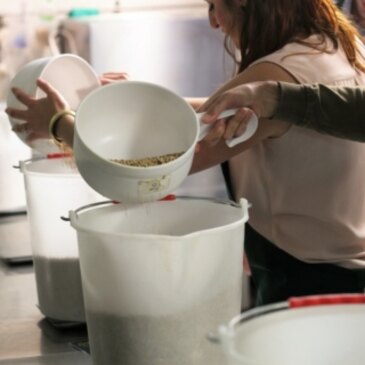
xmin=74 ymin=81 xmax=258 ymax=203
xmin=74 ymin=81 xmax=199 ymax=203
xmin=7 ymin=54 xmax=100 ymax=154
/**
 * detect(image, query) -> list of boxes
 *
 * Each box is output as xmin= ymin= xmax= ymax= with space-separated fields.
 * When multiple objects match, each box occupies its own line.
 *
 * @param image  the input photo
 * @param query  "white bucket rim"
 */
xmin=19 ymin=155 xmax=79 ymax=177
xmin=214 ymin=294 xmax=365 ymax=364
xmin=69 ymin=196 xmax=249 ymax=240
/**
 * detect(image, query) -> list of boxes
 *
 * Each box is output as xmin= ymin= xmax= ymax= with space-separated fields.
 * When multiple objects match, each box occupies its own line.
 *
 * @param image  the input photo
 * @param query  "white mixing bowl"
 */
xmin=74 ymin=81 xmax=258 ymax=203
xmin=74 ymin=81 xmax=198 ymax=203
xmin=7 ymin=54 xmax=100 ymax=154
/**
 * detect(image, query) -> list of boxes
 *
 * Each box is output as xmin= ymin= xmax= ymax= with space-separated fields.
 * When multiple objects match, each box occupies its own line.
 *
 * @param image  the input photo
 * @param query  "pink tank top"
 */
xmin=230 ymin=35 xmax=365 ymax=268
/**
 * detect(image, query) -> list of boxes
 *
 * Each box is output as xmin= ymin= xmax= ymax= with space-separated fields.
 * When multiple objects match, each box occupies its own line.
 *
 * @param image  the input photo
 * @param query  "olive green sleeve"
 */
xmin=275 ymin=83 xmax=365 ymax=142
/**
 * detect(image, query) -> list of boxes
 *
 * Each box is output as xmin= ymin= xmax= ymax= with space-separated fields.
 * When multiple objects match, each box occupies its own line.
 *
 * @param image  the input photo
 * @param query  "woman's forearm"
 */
xmin=276 ymin=83 xmax=365 ymax=141
xmin=184 ymin=97 xmax=208 ymax=111
xmin=201 ymin=81 xmax=365 ymax=143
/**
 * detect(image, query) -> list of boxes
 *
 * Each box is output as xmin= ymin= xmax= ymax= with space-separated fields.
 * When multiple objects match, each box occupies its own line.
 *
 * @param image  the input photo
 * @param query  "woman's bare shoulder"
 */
xmin=235 ymin=62 xmax=298 ymax=86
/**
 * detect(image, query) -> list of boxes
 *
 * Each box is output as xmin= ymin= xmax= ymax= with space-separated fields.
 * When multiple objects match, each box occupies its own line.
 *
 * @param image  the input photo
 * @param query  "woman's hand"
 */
xmin=198 ymin=81 xmax=279 ymax=146
xmin=5 ymin=79 xmax=69 ymax=142
xmin=99 ymin=72 xmax=130 ymax=85
xmin=200 ymin=106 xmax=256 ymax=147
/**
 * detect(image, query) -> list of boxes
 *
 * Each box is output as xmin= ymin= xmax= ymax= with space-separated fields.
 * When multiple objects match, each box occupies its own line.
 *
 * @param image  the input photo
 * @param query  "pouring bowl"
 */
xmin=73 ymin=81 xmax=257 ymax=203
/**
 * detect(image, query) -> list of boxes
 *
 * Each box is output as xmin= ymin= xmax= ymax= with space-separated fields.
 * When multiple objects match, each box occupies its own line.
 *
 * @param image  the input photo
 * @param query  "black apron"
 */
xmin=221 ymin=162 xmax=365 ymax=306
xmin=245 ymin=223 xmax=365 ymax=306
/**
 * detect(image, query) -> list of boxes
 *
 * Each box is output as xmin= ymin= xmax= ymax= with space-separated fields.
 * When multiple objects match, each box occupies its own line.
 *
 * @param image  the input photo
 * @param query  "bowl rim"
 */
xmin=74 ymin=80 xmax=199 ymax=172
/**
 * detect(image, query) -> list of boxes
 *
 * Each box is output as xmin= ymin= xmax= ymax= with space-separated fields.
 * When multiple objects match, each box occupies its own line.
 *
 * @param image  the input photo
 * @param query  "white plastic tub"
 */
xmin=70 ymin=197 xmax=249 ymax=365
xmin=20 ymin=155 xmax=102 ymax=322
xmin=214 ymin=294 xmax=365 ymax=365
xmin=0 ymin=103 xmax=30 ymax=212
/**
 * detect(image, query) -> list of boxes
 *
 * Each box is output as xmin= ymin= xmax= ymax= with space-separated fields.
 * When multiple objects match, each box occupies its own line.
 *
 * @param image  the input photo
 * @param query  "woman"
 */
xmin=7 ymin=0 xmax=365 ymax=306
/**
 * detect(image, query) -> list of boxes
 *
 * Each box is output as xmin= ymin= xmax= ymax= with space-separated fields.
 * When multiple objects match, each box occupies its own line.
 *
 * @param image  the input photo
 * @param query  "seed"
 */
xmin=112 ymin=152 xmax=184 ymax=167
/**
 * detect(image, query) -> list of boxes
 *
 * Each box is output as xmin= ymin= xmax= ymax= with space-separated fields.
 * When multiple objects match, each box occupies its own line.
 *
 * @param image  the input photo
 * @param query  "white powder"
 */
xmin=33 ymin=256 xmax=85 ymax=322
xmin=86 ymin=286 xmax=240 ymax=365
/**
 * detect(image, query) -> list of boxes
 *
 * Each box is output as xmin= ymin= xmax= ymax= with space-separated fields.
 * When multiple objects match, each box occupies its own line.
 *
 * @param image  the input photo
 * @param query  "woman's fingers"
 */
xmin=11 ymin=122 xmax=27 ymax=133
xmin=224 ymin=108 xmax=254 ymax=140
xmin=11 ymin=87 xmax=35 ymax=107
xmin=36 ymin=79 xmax=68 ymax=108
xmin=200 ymin=97 xmax=229 ymax=124
xmin=199 ymin=107 xmax=255 ymax=146
xmin=100 ymin=72 xmax=130 ymax=85
xmin=203 ymin=119 xmax=226 ymax=146
xmin=234 ymin=109 xmax=255 ymax=136
xmin=101 ymin=72 xmax=129 ymax=80
xmin=6 ymin=107 xmax=29 ymax=121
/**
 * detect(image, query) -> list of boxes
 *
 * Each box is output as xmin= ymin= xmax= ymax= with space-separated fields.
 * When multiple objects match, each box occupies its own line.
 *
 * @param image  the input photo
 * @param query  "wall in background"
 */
xmin=0 ymin=0 xmax=206 ymax=100
xmin=0 ymin=0 xmax=204 ymax=15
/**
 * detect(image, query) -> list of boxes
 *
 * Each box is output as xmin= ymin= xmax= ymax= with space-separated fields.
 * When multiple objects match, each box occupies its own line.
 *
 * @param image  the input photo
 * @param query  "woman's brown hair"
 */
xmin=224 ymin=0 xmax=365 ymax=73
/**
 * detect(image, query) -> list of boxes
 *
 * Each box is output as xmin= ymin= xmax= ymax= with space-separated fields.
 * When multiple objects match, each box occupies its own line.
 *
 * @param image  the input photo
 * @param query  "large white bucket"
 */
xmin=20 ymin=156 xmax=102 ymax=322
xmin=70 ymin=197 xmax=249 ymax=365
xmin=215 ymin=294 xmax=365 ymax=365
xmin=0 ymin=103 xmax=30 ymax=212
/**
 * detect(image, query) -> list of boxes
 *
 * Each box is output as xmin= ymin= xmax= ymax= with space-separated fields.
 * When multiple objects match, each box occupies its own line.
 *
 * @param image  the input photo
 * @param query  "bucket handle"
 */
xmin=13 ymin=152 xmax=73 ymax=170
xmin=208 ymin=301 xmax=287 ymax=344
xmin=63 ymin=195 xmax=247 ymax=222
xmin=62 ymin=194 xmax=177 ymax=221
xmin=208 ymin=293 xmax=365 ymax=345
xmin=61 ymin=200 xmax=116 ymax=222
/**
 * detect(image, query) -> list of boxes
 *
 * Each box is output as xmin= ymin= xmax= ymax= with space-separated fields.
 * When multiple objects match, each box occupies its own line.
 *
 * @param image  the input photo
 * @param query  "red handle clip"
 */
xmin=289 ymin=294 xmax=365 ymax=308
xmin=111 ymin=194 xmax=176 ymax=205
xmin=160 ymin=194 xmax=176 ymax=201
xmin=46 ymin=152 xmax=73 ymax=159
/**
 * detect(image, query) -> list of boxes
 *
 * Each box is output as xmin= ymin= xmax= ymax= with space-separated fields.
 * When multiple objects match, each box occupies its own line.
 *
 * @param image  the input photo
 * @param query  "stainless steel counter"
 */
xmin=0 ymin=352 xmax=91 ymax=365
xmin=0 ymin=238 xmax=91 ymax=364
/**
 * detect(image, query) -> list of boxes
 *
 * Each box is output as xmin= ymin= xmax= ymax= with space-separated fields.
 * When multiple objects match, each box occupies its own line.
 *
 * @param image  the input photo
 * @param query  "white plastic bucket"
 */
xmin=0 ymin=103 xmax=30 ymax=212
xmin=70 ymin=197 xmax=249 ymax=365
xmin=20 ymin=155 xmax=102 ymax=322
xmin=215 ymin=294 xmax=365 ymax=365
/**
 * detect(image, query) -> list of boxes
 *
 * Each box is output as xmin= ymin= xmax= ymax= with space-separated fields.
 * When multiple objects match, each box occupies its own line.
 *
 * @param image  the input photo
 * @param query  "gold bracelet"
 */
xmin=49 ymin=110 xmax=76 ymax=144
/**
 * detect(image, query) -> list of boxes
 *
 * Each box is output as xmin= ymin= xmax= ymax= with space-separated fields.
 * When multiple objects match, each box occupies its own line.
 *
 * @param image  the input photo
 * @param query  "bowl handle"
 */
xmin=197 ymin=108 xmax=258 ymax=148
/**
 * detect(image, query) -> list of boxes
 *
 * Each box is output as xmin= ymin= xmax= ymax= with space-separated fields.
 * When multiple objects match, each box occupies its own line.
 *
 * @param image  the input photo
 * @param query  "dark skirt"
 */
xmin=245 ymin=224 xmax=365 ymax=306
